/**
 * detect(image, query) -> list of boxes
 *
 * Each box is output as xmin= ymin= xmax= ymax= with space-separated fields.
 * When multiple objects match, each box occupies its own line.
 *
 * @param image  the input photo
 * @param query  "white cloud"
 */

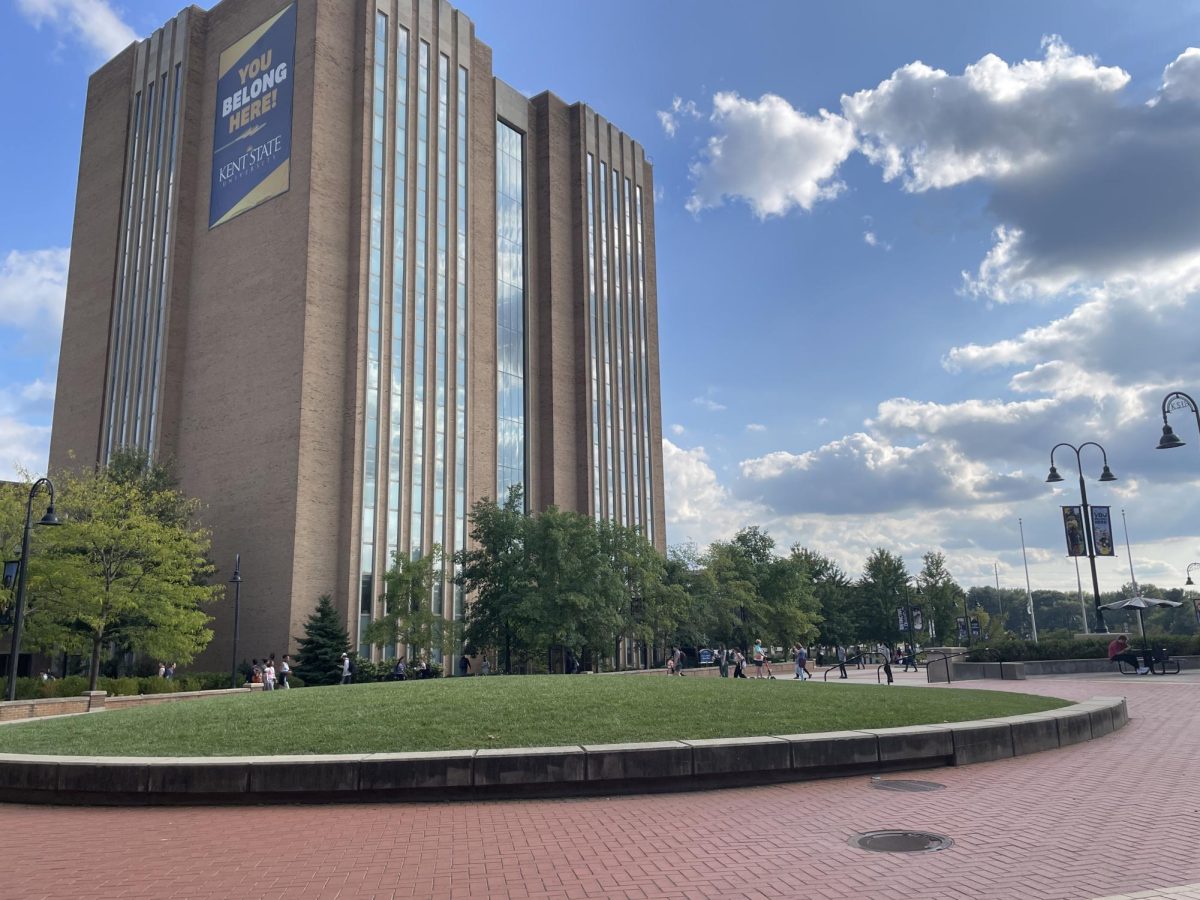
xmin=20 ymin=379 xmax=56 ymax=405
xmin=0 ymin=418 xmax=51 ymax=482
xmin=0 ymin=248 xmax=70 ymax=331
xmin=662 ymin=439 xmax=764 ymax=549
xmin=16 ymin=0 xmax=137 ymax=59
xmin=746 ymin=423 xmax=766 ymax=433
xmin=692 ymin=395 xmax=727 ymax=413
xmin=656 ymin=96 xmax=701 ymax=138
xmin=1155 ymin=47 xmax=1200 ymax=105
xmin=863 ymin=231 xmax=891 ymax=251
xmin=843 ymin=36 xmax=1129 ymax=192
xmin=686 ymin=92 xmax=856 ymax=217
xmin=670 ymin=423 xmax=685 ymax=436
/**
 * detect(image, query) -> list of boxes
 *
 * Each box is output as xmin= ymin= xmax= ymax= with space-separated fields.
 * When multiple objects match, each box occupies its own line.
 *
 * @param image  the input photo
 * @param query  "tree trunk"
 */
xmin=88 ymin=637 xmax=102 ymax=691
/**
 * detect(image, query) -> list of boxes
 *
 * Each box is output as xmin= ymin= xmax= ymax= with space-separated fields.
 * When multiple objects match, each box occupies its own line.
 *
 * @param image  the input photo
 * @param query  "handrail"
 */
xmin=822 ymin=655 xmax=864 ymax=681
xmin=929 ymin=648 xmax=982 ymax=684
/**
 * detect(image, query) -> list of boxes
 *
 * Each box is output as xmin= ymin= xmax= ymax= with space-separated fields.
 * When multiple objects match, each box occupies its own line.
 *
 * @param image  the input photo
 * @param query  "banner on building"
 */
xmin=210 ymin=3 xmax=297 ymax=228
xmin=1090 ymin=506 xmax=1115 ymax=557
xmin=1062 ymin=506 xmax=1088 ymax=557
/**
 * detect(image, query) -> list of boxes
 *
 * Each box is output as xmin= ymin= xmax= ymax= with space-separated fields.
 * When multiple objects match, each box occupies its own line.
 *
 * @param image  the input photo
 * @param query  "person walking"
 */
xmin=796 ymin=644 xmax=809 ymax=681
xmin=340 ymin=653 xmax=353 ymax=685
xmin=718 ymin=645 xmax=729 ymax=678
xmin=481 ymin=658 xmax=490 ymax=676
xmin=672 ymin=646 xmax=685 ymax=676
xmin=459 ymin=654 xmax=471 ymax=677
xmin=854 ymin=645 xmax=865 ymax=669
xmin=279 ymin=654 xmax=291 ymax=689
xmin=836 ymin=644 xmax=848 ymax=679
xmin=392 ymin=658 xmax=406 ymax=681
xmin=263 ymin=659 xmax=276 ymax=691
xmin=733 ymin=649 xmax=748 ymax=679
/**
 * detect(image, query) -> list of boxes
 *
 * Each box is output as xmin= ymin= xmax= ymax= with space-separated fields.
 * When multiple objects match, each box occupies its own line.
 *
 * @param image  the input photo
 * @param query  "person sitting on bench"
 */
xmin=1108 ymin=635 xmax=1149 ymax=675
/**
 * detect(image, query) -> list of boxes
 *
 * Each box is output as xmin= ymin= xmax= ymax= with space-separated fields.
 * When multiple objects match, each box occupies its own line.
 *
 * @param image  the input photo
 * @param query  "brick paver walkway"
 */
xmin=1 ymin=672 xmax=1197 ymax=900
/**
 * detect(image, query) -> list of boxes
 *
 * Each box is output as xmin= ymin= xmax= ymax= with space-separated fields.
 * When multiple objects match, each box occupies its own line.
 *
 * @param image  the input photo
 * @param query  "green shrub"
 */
xmin=968 ymin=634 xmax=1200 ymax=662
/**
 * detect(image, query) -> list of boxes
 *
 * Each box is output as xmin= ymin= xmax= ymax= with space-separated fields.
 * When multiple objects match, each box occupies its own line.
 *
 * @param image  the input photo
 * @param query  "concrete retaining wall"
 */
xmin=932 ymin=656 xmax=1200 ymax=681
xmin=0 ymin=687 xmax=259 ymax=723
xmin=0 ymin=696 xmax=1128 ymax=806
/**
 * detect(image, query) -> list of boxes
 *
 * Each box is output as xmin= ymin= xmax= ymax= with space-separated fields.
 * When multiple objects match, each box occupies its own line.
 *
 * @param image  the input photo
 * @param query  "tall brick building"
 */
xmin=49 ymin=0 xmax=665 ymax=665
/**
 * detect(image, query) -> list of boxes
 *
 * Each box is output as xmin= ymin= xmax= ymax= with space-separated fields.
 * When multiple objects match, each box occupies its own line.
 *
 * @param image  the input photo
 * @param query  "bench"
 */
xmin=1114 ymin=649 xmax=1181 ymax=675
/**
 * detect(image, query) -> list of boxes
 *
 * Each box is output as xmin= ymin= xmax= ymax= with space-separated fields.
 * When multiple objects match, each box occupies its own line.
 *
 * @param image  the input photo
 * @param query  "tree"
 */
xmin=27 ymin=467 xmax=219 ymax=689
xmin=793 ymin=548 xmax=855 ymax=645
xmin=295 ymin=594 xmax=350 ymax=685
xmin=364 ymin=546 xmax=461 ymax=663
xmin=917 ymin=551 xmax=965 ymax=643
xmin=855 ymin=548 xmax=911 ymax=647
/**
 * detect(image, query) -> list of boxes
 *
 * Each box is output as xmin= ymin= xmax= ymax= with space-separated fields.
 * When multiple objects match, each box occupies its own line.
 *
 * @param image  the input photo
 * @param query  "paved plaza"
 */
xmin=1 ymin=670 xmax=1197 ymax=900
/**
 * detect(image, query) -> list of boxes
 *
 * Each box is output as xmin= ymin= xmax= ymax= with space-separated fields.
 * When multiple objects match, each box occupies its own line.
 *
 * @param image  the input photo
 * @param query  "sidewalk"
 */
xmin=0 ymin=674 xmax=1194 ymax=899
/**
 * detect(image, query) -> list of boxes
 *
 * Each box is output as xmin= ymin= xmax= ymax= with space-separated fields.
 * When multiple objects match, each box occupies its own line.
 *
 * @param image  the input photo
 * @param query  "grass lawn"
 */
xmin=0 ymin=676 xmax=1068 ymax=757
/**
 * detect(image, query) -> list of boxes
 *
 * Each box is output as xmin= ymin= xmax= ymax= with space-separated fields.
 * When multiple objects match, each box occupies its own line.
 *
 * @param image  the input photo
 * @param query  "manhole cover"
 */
xmin=870 ymin=778 xmax=946 ymax=793
xmin=850 ymin=830 xmax=954 ymax=853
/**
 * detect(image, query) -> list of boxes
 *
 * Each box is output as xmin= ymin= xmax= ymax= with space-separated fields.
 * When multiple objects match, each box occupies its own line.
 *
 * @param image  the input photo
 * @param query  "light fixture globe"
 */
xmin=37 ymin=504 xmax=61 ymax=527
xmin=1099 ymin=465 xmax=1117 ymax=482
xmin=1157 ymin=424 xmax=1185 ymax=450
xmin=1045 ymin=466 xmax=1064 ymax=483
xmin=1187 ymin=575 xmax=1195 ymax=586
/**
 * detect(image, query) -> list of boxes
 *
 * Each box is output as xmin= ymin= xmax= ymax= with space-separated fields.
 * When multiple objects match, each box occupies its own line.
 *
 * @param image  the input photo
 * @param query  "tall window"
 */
xmin=386 ymin=26 xmax=409 ymax=565
xmin=453 ymin=66 xmax=468 ymax=619
xmin=636 ymin=185 xmax=653 ymax=543
xmin=624 ymin=176 xmax=639 ymax=529
xmin=410 ymin=40 xmax=430 ymax=557
xmin=586 ymin=154 xmax=601 ymax=517
xmin=432 ymin=53 xmax=449 ymax=616
xmin=611 ymin=168 xmax=626 ymax=525
xmin=599 ymin=161 xmax=614 ymax=518
xmin=361 ymin=13 xmax=389 ymax=653
xmin=496 ymin=122 xmax=526 ymax=501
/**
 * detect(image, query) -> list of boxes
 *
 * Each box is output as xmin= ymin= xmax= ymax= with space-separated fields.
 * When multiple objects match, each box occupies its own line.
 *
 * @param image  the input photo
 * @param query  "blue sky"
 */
xmin=3 ymin=0 xmax=1200 ymax=599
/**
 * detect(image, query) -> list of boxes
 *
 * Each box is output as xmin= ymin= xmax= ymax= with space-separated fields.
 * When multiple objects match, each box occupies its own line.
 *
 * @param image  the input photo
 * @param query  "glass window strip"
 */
xmin=636 ymin=185 xmax=653 ymax=543
xmin=624 ymin=176 xmax=639 ymax=530
xmin=410 ymin=40 xmax=430 ymax=558
xmin=433 ymin=53 xmax=449 ymax=618
xmin=147 ymin=64 xmax=183 ymax=453
xmin=586 ymin=154 xmax=601 ymax=519
xmin=611 ymin=168 xmax=625 ymax=526
xmin=134 ymin=73 xmax=169 ymax=450
xmin=454 ymin=65 xmax=468 ymax=620
xmin=361 ymin=13 xmax=388 ymax=646
xmin=105 ymin=89 xmax=143 ymax=461
xmin=599 ymin=161 xmax=614 ymax=519
xmin=386 ymin=26 xmax=409 ymax=564
xmin=496 ymin=122 xmax=526 ymax=502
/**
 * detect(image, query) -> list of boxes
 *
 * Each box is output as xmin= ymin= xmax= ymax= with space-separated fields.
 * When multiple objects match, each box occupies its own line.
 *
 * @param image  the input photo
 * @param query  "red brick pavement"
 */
xmin=1 ymin=674 xmax=1197 ymax=900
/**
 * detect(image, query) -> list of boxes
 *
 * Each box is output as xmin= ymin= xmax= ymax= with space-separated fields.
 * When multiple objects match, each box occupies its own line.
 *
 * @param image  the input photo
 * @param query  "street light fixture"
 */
xmin=5 ymin=478 xmax=62 ymax=702
xmin=229 ymin=554 xmax=242 ymax=689
xmin=1046 ymin=442 xmax=1116 ymax=633
xmin=1155 ymin=391 xmax=1199 ymax=451
xmin=1186 ymin=562 xmax=1199 ymax=587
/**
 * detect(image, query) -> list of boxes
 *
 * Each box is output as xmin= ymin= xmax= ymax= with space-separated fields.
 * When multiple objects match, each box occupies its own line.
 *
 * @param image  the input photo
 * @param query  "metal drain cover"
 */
xmin=850 ymin=830 xmax=954 ymax=853
xmin=870 ymin=778 xmax=946 ymax=793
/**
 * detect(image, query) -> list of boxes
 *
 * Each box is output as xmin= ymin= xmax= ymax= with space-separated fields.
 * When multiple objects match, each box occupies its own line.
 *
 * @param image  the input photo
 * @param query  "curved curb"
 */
xmin=0 ymin=696 xmax=1127 ymax=806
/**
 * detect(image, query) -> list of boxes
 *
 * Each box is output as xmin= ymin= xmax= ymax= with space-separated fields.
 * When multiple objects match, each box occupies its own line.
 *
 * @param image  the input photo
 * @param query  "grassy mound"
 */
xmin=0 ymin=676 xmax=1067 ymax=757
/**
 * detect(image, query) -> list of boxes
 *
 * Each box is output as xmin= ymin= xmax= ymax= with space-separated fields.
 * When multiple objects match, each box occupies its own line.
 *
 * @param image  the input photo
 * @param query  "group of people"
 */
xmin=456 ymin=655 xmax=492 ymax=677
xmin=155 ymin=662 xmax=177 ymax=679
xmin=249 ymin=654 xmax=291 ymax=689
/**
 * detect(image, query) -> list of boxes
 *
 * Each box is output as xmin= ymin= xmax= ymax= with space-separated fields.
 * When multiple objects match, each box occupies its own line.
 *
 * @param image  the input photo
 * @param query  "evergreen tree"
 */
xmin=295 ymin=594 xmax=350 ymax=685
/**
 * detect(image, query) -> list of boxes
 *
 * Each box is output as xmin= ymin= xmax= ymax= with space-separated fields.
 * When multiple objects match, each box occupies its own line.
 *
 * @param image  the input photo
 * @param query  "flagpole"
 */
xmin=1121 ymin=509 xmax=1143 ymax=639
xmin=1075 ymin=557 xmax=1089 ymax=633
xmin=1019 ymin=518 xmax=1039 ymax=643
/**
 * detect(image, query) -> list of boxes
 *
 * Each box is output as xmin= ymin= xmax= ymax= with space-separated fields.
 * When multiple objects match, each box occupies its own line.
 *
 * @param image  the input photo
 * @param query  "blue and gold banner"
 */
xmin=1062 ymin=505 xmax=1087 ymax=557
xmin=209 ymin=3 xmax=296 ymax=229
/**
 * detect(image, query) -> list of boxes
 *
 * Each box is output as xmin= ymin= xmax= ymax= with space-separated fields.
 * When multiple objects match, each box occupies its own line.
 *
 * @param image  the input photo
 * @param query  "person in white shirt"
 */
xmin=340 ymin=653 xmax=352 ymax=685
xmin=263 ymin=660 xmax=276 ymax=691
xmin=279 ymin=654 xmax=291 ymax=689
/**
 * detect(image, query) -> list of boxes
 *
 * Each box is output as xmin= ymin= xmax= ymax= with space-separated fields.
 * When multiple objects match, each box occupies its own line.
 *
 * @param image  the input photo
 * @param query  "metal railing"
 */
xmin=822 ymin=655 xmax=865 ymax=681
xmin=926 ymin=648 xmax=980 ymax=684
xmin=876 ymin=652 xmax=926 ymax=684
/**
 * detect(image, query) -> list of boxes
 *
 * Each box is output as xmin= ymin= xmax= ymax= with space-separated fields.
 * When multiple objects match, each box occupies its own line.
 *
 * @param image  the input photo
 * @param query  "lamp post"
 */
xmin=5 ymin=478 xmax=61 ymax=703
xmin=1185 ymin=562 xmax=1200 ymax=587
xmin=1154 ymin=391 xmax=1199 ymax=452
xmin=229 ymin=554 xmax=242 ymax=689
xmin=1046 ymin=442 xmax=1117 ymax=633
xmin=901 ymin=578 xmax=921 ymax=659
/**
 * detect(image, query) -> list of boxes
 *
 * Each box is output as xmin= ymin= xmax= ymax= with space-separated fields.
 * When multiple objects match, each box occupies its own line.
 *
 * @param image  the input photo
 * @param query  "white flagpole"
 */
xmin=1121 ymin=509 xmax=1144 ymax=639
xmin=1075 ymin=557 xmax=1089 ymax=633
xmin=1019 ymin=518 xmax=1039 ymax=642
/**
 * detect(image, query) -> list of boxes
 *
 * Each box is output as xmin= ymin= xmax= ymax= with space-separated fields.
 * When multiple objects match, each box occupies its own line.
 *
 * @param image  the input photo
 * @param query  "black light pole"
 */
xmin=5 ymin=478 xmax=61 ymax=702
xmin=1046 ymin=442 xmax=1117 ymax=633
xmin=901 ymin=579 xmax=920 ymax=660
xmin=229 ymin=554 xmax=242 ymax=689
xmin=1155 ymin=391 xmax=1199 ymax=452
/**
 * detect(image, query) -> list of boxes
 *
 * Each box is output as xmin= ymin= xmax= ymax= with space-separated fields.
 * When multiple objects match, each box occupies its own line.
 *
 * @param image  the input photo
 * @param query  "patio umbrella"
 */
xmin=1099 ymin=596 xmax=1182 ymax=650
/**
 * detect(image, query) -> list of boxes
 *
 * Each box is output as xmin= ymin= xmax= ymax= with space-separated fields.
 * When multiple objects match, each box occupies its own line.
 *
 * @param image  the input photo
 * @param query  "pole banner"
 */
xmin=1089 ymin=506 xmax=1115 ymax=557
xmin=970 ymin=618 xmax=981 ymax=638
xmin=1062 ymin=506 xmax=1087 ymax=557
xmin=897 ymin=607 xmax=909 ymax=632
xmin=956 ymin=616 xmax=967 ymax=640
xmin=912 ymin=608 xmax=924 ymax=632
xmin=1193 ymin=599 xmax=1200 ymax=628
xmin=210 ymin=3 xmax=297 ymax=228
